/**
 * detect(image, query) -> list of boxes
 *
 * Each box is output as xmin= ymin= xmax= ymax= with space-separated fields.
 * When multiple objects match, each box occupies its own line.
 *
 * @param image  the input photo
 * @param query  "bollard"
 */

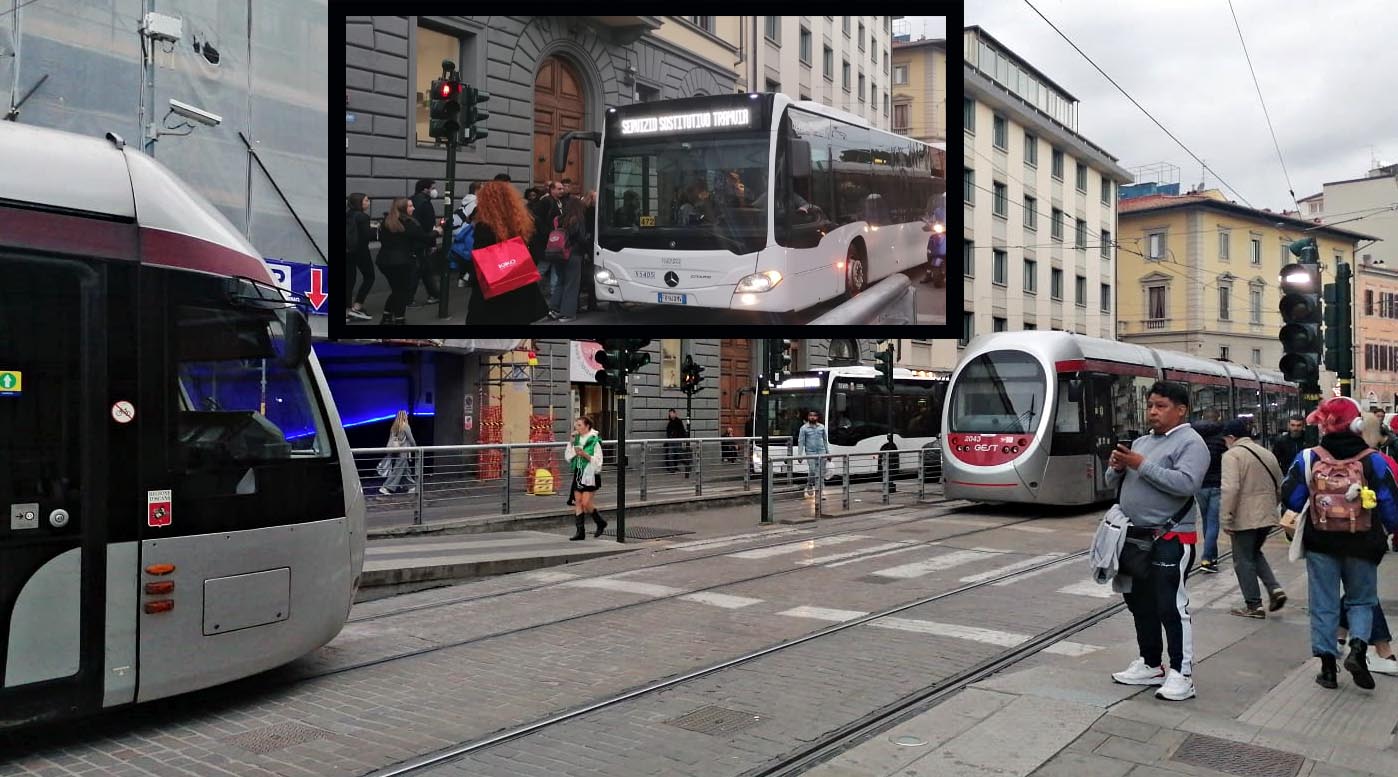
xmin=842 ymin=454 xmax=851 ymax=511
xmin=814 ymin=454 xmax=824 ymax=520
xmin=413 ymin=448 xmax=425 ymax=525
xmin=640 ymin=441 xmax=648 ymax=501
xmin=881 ymin=450 xmax=891 ymax=505
xmin=694 ymin=440 xmax=703 ymax=496
xmin=503 ymin=445 xmax=512 ymax=515
xmin=743 ymin=439 xmax=751 ymax=491
xmin=918 ymin=449 xmax=927 ymax=501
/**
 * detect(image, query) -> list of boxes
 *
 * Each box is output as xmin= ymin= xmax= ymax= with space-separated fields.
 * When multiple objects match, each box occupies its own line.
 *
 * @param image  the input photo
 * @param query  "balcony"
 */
xmin=1144 ymin=318 xmax=1170 ymax=331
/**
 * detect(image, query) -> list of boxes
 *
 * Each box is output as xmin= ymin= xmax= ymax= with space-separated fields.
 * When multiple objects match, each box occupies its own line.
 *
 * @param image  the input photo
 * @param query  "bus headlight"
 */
xmin=595 ymin=268 xmax=620 ymax=287
xmin=736 ymin=270 xmax=783 ymax=293
xmin=933 ymin=222 xmax=944 ymax=234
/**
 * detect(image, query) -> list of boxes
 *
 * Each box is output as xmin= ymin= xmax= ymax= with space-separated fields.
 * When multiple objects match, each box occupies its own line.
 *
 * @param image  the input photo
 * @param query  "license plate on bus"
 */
xmin=657 ymin=292 xmax=687 ymax=305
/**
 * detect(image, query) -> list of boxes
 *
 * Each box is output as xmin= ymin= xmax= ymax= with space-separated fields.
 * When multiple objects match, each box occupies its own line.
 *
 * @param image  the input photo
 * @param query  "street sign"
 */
xmin=264 ymin=259 xmax=329 ymax=315
xmin=0 ymin=369 xmax=20 ymax=396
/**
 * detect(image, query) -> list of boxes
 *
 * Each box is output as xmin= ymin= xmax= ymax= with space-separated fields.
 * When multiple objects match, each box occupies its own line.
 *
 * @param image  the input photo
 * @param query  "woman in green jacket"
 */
xmin=564 ymin=416 xmax=606 ymax=540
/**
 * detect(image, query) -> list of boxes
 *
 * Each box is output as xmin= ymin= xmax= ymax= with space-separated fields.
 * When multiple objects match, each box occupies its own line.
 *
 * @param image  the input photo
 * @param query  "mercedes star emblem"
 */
xmin=669 ymin=241 xmax=676 ymax=248
xmin=664 ymin=271 xmax=680 ymax=287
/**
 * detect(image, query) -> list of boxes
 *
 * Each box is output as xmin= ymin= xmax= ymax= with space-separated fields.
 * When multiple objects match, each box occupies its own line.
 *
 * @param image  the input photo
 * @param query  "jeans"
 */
xmin=1339 ymin=599 xmax=1392 ymax=643
xmin=1197 ymin=486 xmax=1221 ymax=562
xmin=1229 ymin=527 xmax=1281 ymax=608
xmin=1122 ymin=536 xmax=1195 ymax=673
xmin=665 ymin=441 xmax=689 ymax=474
xmin=1305 ymin=551 xmax=1378 ymax=656
xmin=549 ymin=255 xmax=582 ymax=317
xmin=538 ymin=259 xmax=561 ymax=304
xmin=806 ymin=453 xmax=827 ymax=490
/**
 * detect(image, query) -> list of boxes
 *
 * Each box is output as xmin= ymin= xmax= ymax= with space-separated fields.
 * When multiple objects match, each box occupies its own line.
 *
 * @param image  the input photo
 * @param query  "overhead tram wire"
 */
xmin=1020 ymin=0 xmax=1255 ymax=209
xmin=1228 ymin=0 xmax=1300 ymax=214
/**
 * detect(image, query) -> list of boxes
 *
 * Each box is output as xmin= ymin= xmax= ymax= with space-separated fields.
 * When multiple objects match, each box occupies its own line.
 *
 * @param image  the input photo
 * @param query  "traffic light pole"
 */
xmin=615 ymin=384 xmax=627 ymax=543
xmin=1338 ymin=261 xmax=1354 ymax=398
xmin=437 ymin=130 xmax=456 ymax=320
xmin=759 ymin=372 xmax=772 ymax=524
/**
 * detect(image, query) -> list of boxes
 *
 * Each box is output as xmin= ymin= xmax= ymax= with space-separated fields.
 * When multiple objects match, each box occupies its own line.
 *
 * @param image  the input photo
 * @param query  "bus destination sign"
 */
xmin=620 ymin=108 xmax=754 ymax=136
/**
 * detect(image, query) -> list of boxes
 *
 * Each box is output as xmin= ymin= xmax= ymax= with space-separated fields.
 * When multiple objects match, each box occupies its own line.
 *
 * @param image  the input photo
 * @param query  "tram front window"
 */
xmin=174 ymin=304 xmax=329 ymax=469
xmin=949 ymin=352 xmax=1046 ymax=434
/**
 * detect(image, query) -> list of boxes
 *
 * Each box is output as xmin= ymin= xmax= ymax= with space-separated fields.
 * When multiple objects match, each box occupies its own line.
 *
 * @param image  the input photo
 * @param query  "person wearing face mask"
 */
xmin=409 ymin=178 xmax=442 ymax=305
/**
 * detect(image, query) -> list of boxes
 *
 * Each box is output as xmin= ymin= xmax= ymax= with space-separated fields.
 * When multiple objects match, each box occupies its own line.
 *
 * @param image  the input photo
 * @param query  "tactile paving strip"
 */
xmin=1170 ymin=733 xmax=1304 ymax=777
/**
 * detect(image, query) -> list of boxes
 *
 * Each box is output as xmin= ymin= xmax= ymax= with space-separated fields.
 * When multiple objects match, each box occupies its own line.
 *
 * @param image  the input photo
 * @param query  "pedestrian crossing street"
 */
xmin=526 ymin=529 xmax=1255 ymax=660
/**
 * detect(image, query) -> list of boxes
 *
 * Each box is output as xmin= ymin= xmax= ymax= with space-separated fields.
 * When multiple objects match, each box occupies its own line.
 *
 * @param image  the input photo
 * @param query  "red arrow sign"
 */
xmin=306 ymin=267 xmax=327 ymax=310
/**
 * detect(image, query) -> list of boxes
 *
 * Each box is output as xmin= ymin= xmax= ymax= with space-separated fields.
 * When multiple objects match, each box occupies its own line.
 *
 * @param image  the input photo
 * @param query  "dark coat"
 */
xmin=463 ymin=221 xmax=549 ymax=325
xmin=411 ymin=192 xmax=437 ymax=251
xmin=1271 ymin=432 xmax=1305 ymax=471
xmin=530 ymin=196 xmax=564 ymax=259
xmin=376 ymin=217 xmax=433 ymax=269
xmin=1191 ymin=420 xmax=1227 ymax=489
xmin=347 ymin=209 xmax=373 ymax=262
xmin=666 ymin=418 xmax=688 ymax=439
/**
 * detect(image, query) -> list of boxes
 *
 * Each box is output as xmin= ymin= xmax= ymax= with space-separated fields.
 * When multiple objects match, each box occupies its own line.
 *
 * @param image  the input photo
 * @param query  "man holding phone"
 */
xmin=1104 ymin=381 xmax=1211 ymax=702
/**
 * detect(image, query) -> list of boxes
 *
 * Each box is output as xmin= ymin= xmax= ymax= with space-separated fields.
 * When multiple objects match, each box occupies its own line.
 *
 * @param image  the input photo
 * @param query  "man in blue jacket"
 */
xmin=1106 ymin=381 xmax=1210 ymax=701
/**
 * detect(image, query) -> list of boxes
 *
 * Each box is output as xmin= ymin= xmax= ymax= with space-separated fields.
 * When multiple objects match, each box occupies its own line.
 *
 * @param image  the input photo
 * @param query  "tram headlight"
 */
xmin=736 ymin=270 xmax=783 ymax=293
xmin=594 ymin=268 xmax=620 ymax=287
xmin=933 ymin=222 xmax=945 ymax=234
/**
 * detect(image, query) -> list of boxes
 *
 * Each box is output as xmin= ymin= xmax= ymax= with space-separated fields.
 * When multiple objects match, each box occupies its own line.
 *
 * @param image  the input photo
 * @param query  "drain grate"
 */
xmin=665 ymin=705 xmax=763 ymax=736
xmin=596 ymin=525 xmax=695 ymax=540
xmin=225 ymin=722 xmax=334 ymax=754
xmin=1170 ymin=734 xmax=1304 ymax=777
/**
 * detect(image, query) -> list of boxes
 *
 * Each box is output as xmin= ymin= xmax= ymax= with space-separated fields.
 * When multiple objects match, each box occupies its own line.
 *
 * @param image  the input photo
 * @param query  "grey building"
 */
xmin=345 ymin=16 xmax=739 ymax=204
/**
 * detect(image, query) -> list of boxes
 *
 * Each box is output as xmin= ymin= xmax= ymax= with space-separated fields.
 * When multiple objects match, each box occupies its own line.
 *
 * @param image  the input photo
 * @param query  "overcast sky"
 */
xmin=898 ymin=16 xmax=947 ymax=41
xmin=965 ymin=1 xmax=1398 ymax=214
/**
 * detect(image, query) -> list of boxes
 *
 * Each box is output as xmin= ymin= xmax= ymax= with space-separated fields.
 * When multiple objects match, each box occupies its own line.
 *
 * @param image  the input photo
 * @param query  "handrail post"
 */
xmin=503 ymin=445 xmax=512 ymax=515
xmin=881 ymin=449 xmax=891 ymax=505
xmin=743 ymin=438 xmax=752 ymax=491
xmin=842 ymin=454 xmax=851 ymax=511
xmin=694 ymin=440 xmax=703 ymax=496
xmin=413 ymin=447 xmax=425 ymax=525
xmin=640 ymin=441 xmax=648 ymax=501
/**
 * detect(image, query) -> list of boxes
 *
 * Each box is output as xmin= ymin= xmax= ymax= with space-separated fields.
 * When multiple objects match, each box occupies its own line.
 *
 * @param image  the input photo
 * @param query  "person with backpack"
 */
xmin=1219 ymin=417 xmax=1287 ymax=619
xmin=546 ymin=194 xmax=587 ymax=321
xmin=449 ymin=192 xmax=477 ymax=290
xmin=1191 ymin=409 xmax=1228 ymax=574
xmin=345 ymin=193 xmax=375 ymax=322
xmin=1279 ymin=396 xmax=1398 ymax=691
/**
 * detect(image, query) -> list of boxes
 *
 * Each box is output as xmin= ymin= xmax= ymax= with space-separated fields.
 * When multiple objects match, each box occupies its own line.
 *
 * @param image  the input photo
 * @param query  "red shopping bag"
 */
xmin=471 ymin=236 xmax=541 ymax=299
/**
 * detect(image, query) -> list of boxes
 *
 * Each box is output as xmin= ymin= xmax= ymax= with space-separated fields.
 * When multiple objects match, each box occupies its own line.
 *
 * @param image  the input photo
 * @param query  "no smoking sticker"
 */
xmin=147 ymin=490 xmax=172 ymax=528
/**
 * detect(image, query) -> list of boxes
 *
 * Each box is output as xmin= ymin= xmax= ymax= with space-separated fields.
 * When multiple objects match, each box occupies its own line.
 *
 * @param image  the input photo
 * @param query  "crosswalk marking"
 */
xmin=796 ymin=541 xmax=918 ymax=566
xmin=779 ymin=608 xmax=1101 ymax=655
xmin=958 ymin=554 xmax=1066 ymax=584
xmin=823 ymin=544 xmax=928 ymax=568
xmin=523 ymin=570 xmax=579 ymax=584
xmin=726 ymin=535 xmax=871 ymax=559
xmin=560 ymin=578 xmax=683 ymax=597
xmin=1056 ymin=580 xmax=1117 ymax=599
xmin=991 ymin=562 xmax=1063 ymax=587
xmin=667 ymin=527 xmax=811 ymax=552
xmin=871 ymin=548 xmax=1007 ymax=579
xmin=679 ymin=592 xmax=764 ymax=609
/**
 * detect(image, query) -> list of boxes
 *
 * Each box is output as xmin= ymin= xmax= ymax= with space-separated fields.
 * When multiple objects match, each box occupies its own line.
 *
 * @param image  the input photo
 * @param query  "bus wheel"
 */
xmin=846 ymin=245 xmax=868 ymax=296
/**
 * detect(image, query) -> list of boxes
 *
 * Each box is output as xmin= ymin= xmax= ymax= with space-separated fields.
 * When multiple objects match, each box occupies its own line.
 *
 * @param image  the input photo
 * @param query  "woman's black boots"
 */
xmin=569 ymin=515 xmax=586 ymax=541
xmin=1316 ymin=654 xmax=1338 ymax=689
xmin=593 ymin=510 xmax=608 ymax=538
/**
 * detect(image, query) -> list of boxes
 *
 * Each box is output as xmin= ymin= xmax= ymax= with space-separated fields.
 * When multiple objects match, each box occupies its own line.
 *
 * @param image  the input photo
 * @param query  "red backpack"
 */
xmin=1309 ymin=446 xmax=1374 ymax=533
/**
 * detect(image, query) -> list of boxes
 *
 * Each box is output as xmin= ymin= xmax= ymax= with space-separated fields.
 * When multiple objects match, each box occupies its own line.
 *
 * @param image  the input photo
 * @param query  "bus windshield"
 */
xmin=766 ymin=389 xmax=824 ymax=441
xmin=949 ymin=352 xmax=1046 ymax=434
xmin=174 ymin=304 xmax=329 ymax=468
xmin=598 ymin=133 xmax=770 ymax=254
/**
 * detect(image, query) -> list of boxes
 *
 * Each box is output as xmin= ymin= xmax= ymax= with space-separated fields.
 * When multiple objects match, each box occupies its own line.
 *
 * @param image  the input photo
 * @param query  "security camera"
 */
xmin=168 ymin=98 xmax=221 ymax=127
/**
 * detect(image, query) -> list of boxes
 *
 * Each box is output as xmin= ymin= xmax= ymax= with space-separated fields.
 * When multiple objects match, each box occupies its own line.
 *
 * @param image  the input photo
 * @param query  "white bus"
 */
xmin=753 ymin=367 xmax=947 ymax=480
xmin=583 ymin=93 xmax=944 ymax=314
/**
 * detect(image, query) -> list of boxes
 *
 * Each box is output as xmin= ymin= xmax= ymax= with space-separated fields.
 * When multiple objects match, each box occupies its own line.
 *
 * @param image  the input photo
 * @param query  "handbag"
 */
xmin=1117 ymin=493 xmax=1196 ymax=580
xmin=472 ymin=235 xmax=542 ymax=299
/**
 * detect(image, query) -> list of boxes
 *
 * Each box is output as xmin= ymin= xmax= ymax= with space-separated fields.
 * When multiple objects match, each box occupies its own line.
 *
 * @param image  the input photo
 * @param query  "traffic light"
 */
xmin=681 ymin=355 xmax=706 ymax=395
xmin=875 ymin=345 xmax=895 ymax=391
xmin=429 ymin=79 xmax=463 ymax=140
xmin=595 ymin=347 xmax=624 ymax=389
xmin=624 ymin=339 xmax=651 ymax=372
xmin=1323 ymin=266 xmax=1354 ymax=376
xmin=1278 ymin=257 xmax=1322 ymax=385
xmin=463 ymin=86 xmax=491 ymax=144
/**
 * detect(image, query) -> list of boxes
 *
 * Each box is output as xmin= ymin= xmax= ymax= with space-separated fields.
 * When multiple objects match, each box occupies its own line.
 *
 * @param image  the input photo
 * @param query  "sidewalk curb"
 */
xmin=355 ymin=546 xmax=637 ymax=602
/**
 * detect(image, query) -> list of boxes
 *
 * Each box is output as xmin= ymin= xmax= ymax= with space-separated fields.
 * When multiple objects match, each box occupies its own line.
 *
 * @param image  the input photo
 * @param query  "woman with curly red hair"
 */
xmin=461 ymin=181 xmax=549 ymax=324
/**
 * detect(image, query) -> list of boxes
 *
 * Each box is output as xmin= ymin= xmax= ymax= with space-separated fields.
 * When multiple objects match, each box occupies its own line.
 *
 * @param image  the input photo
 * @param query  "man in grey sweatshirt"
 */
xmin=1104 ymin=381 xmax=1210 ymax=701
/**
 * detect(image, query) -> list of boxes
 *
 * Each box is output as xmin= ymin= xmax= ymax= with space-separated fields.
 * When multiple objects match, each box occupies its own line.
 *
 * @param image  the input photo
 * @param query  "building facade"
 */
xmin=955 ymin=26 xmax=1133 ymax=371
xmin=1116 ymin=190 xmax=1372 ymax=382
xmin=345 ymin=16 xmax=738 ymax=204
xmin=891 ymin=37 xmax=945 ymax=143
xmin=4 ymin=0 xmax=328 ymax=326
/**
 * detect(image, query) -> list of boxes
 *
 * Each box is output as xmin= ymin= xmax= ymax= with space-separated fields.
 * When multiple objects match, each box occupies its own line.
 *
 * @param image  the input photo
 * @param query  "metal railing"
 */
xmin=352 ymin=436 xmax=792 ymax=528
xmin=762 ymin=448 xmax=942 ymax=521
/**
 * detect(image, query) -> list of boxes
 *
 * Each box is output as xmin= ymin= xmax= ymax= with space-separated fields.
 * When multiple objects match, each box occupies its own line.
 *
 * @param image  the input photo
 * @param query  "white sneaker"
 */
xmin=1369 ymin=654 xmax=1398 ymax=675
xmin=1111 ymin=657 xmax=1166 ymax=686
xmin=377 ymin=487 xmax=390 ymax=495
xmin=1155 ymin=669 xmax=1196 ymax=701
xmin=346 ymin=308 xmax=372 ymax=321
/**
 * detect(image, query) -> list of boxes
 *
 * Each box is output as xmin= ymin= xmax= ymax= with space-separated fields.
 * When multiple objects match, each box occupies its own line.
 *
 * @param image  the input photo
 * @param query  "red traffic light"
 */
xmin=439 ymin=82 xmax=453 ymax=98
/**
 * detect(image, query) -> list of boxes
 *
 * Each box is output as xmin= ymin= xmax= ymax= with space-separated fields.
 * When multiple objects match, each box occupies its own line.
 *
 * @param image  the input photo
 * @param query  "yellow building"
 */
xmin=1117 ymin=190 xmax=1374 ymax=381
xmin=891 ymin=37 xmax=945 ymax=142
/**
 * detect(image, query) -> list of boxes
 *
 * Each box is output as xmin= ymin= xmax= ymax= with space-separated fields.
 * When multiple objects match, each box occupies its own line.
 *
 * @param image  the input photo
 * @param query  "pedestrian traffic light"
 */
xmin=463 ymin=86 xmax=491 ymax=144
xmin=429 ymin=79 xmax=463 ymax=140
xmin=1278 ymin=259 xmax=1322 ymax=385
xmin=875 ymin=346 xmax=895 ymax=391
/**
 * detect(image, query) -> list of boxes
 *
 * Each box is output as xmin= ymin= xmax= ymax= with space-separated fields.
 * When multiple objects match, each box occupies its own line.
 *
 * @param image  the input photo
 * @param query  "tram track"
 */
xmin=361 ymin=542 xmax=1245 ymax=777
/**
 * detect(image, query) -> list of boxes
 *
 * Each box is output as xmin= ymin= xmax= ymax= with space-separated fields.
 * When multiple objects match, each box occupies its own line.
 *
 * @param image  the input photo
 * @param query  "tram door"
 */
xmin=0 ymin=256 xmax=108 ymax=728
xmin=1086 ymin=375 xmax=1119 ymax=498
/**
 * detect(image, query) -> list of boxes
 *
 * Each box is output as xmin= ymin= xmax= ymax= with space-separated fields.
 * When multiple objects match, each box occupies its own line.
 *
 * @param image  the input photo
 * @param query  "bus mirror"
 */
xmin=835 ymin=393 xmax=848 ymax=413
xmin=275 ymin=309 xmax=312 ymax=369
xmin=790 ymin=140 xmax=811 ymax=179
xmin=1068 ymin=380 xmax=1083 ymax=403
